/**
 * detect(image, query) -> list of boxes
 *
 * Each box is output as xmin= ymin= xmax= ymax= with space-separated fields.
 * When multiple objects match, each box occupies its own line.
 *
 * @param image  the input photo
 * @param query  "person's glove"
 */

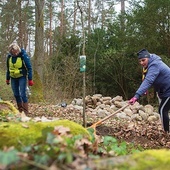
xmin=129 ymin=97 xmax=138 ymax=105
xmin=28 ymin=80 xmax=34 ymax=86
xmin=6 ymin=80 xmax=10 ymax=85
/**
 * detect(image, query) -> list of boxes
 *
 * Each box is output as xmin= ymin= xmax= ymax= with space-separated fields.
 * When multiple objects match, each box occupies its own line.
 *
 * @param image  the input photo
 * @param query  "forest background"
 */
xmin=0 ymin=0 xmax=170 ymax=106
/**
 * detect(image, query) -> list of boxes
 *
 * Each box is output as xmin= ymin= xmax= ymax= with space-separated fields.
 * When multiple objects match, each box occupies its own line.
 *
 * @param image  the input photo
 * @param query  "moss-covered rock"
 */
xmin=120 ymin=149 xmax=170 ymax=170
xmin=0 ymin=101 xmax=18 ymax=115
xmin=90 ymin=149 xmax=170 ymax=170
xmin=0 ymin=119 xmax=90 ymax=149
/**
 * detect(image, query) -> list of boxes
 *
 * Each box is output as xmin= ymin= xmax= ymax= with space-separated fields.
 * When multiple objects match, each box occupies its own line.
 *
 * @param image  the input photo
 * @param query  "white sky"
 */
xmin=115 ymin=3 xmax=121 ymax=12
xmin=115 ymin=1 xmax=129 ymax=13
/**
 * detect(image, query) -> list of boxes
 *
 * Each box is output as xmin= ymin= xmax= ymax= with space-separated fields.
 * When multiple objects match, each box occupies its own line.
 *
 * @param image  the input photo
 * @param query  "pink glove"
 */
xmin=28 ymin=80 xmax=34 ymax=86
xmin=129 ymin=97 xmax=138 ymax=105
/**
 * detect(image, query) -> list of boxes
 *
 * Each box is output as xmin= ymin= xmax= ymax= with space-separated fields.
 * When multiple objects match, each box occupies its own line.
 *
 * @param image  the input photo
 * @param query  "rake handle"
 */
xmin=90 ymin=103 xmax=129 ymax=128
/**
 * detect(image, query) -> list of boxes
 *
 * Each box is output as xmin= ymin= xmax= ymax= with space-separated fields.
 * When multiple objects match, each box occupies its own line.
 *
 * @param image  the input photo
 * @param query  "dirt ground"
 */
xmin=1 ymin=101 xmax=170 ymax=150
xmin=1 ymin=101 xmax=170 ymax=170
xmin=26 ymin=103 xmax=170 ymax=149
xmin=96 ymin=123 xmax=170 ymax=149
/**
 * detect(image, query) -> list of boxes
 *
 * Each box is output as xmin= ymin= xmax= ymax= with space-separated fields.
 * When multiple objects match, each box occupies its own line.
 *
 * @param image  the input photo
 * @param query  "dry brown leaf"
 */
xmin=53 ymin=125 xmax=70 ymax=136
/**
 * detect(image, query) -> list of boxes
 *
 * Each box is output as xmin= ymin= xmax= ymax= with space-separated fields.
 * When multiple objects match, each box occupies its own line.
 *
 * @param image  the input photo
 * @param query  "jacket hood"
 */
xmin=148 ymin=54 xmax=162 ymax=65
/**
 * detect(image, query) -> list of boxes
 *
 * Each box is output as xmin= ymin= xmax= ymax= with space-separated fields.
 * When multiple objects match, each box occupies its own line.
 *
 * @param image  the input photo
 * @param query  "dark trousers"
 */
xmin=159 ymin=97 xmax=170 ymax=132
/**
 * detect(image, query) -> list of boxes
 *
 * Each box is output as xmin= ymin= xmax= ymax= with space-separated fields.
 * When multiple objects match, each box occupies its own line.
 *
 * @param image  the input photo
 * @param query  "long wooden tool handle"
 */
xmin=100 ymin=103 xmax=129 ymax=123
xmin=90 ymin=103 xmax=129 ymax=128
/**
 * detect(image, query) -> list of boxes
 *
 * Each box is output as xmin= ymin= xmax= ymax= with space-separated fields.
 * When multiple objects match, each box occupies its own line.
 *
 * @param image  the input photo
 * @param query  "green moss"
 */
xmin=0 ymin=101 xmax=18 ymax=115
xmin=0 ymin=70 xmax=13 ymax=101
xmin=0 ymin=120 xmax=90 ymax=149
xmin=117 ymin=149 xmax=170 ymax=170
xmin=29 ymin=70 xmax=44 ymax=103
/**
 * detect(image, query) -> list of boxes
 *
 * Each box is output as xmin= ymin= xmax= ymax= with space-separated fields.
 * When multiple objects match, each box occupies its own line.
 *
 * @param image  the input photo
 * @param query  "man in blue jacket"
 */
xmin=129 ymin=49 xmax=170 ymax=132
xmin=6 ymin=43 xmax=34 ymax=115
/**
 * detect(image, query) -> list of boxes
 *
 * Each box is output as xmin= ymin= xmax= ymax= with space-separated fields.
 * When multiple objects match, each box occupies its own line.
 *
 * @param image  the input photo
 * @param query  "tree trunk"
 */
xmin=34 ymin=0 xmax=44 ymax=81
xmin=59 ymin=0 xmax=65 ymax=38
xmin=30 ymin=0 xmax=45 ymax=102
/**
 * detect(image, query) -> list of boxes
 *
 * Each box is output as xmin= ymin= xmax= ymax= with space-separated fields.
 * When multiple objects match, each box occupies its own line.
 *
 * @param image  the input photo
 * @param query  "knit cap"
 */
xmin=137 ymin=49 xmax=150 ymax=59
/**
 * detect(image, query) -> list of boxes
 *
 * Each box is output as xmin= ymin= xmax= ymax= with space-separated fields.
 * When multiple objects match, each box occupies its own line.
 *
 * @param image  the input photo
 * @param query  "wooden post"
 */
xmin=78 ymin=2 xmax=87 ymax=127
xmin=83 ymin=71 xmax=86 ymax=127
xmin=80 ymin=55 xmax=86 ymax=127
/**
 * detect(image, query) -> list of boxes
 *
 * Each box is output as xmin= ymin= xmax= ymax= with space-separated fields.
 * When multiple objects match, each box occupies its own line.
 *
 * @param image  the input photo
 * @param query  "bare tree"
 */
xmin=88 ymin=0 xmax=91 ymax=34
xmin=73 ymin=1 xmax=77 ymax=34
xmin=34 ymin=0 xmax=45 ymax=81
xmin=121 ymin=0 xmax=125 ymax=13
xmin=18 ymin=0 xmax=30 ymax=49
xmin=120 ymin=0 xmax=125 ymax=31
xmin=47 ymin=0 xmax=53 ymax=56
xmin=59 ymin=0 xmax=65 ymax=38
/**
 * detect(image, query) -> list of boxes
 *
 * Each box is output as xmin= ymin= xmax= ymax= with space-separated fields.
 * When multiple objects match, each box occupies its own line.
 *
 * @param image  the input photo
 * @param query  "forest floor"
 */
xmin=1 ymin=101 xmax=170 ymax=169
xmin=28 ymin=103 xmax=170 ymax=150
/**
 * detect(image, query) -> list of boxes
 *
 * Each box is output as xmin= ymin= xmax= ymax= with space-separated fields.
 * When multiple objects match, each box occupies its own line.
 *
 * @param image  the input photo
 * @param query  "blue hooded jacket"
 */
xmin=135 ymin=54 xmax=170 ymax=99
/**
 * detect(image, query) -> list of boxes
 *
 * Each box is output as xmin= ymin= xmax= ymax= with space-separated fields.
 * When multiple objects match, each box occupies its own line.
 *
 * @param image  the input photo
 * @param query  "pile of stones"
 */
xmin=71 ymin=94 xmax=160 ymax=123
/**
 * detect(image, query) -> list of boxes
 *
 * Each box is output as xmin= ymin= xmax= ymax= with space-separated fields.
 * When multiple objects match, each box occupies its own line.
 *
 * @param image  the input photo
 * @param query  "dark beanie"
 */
xmin=137 ymin=49 xmax=150 ymax=59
